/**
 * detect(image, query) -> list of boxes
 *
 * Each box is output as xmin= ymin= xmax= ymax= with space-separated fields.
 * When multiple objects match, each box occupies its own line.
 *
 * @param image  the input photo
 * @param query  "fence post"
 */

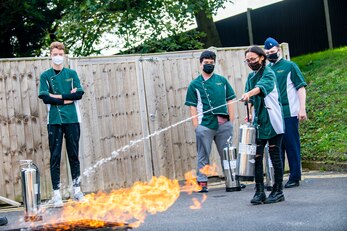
xmin=323 ymin=0 xmax=333 ymax=49
xmin=247 ymin=8 xmax=254 ymax=45
xmin=280 ymin=43 xmax=291 ymax=61
xmin=135 ymin=58 xmax=154 ymax=181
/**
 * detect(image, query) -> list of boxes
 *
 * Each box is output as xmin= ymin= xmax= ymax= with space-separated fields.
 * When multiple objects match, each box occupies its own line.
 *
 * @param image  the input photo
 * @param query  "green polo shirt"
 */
xmin=38 ymin=68 xmax=84 ymax=125
xmin=245 ymin=66 xmax=284 ymax=139
xmin=185 ymin=74 xmax=236 ymax=130
xmin=269 ymin=58 xmax=307 ymax=118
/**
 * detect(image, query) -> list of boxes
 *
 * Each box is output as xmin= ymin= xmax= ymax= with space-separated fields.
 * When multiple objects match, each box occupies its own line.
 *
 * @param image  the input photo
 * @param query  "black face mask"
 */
xmin=267 ymin=52 xmax=279 ymax=63
xmin=203 ymin=64 xmax=215 ymax=74
xmin=248 ymin=62 xmax=262 ymax=71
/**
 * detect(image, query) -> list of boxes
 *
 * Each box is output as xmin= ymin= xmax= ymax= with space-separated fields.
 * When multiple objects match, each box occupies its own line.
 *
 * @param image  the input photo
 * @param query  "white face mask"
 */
xmin=52 ymin=56 xmax=64 ymax=65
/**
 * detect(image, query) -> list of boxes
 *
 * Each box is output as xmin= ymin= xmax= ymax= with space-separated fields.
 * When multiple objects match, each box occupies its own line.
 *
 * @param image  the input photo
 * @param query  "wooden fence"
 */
xmin=0 ymin=44 xmax=289 ymax=201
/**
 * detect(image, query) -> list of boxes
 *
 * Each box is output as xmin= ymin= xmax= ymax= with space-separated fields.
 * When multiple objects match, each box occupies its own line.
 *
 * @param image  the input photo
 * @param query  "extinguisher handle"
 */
xmin=245 ymin=102 xmax=250 ymax=122
xmin=226 ymin=136 xmax=232 ymax=144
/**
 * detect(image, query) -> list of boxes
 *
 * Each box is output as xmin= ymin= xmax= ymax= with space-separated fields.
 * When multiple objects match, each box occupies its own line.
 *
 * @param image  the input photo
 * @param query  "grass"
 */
xmin=292 ymin=46 xmax=347 ymax=162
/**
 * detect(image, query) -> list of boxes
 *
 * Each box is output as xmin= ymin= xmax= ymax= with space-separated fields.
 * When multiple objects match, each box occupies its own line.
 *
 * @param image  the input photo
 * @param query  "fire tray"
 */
xmin=7 ymin=219 xmax=131 ymax=231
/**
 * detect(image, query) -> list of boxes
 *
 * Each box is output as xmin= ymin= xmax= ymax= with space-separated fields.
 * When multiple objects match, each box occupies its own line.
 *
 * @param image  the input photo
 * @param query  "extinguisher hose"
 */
xmin=226 ymin=147 xmax=234 ymax=182
xmin=225 ymin=138 xmax=234 ymax=182
xmin=32 ymin=163 xmax=41 ymax=205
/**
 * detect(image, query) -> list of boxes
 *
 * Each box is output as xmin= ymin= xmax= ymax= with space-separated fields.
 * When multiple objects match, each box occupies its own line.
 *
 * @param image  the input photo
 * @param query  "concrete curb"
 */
xmin=302 ymin=160 xmax=347 ymax=172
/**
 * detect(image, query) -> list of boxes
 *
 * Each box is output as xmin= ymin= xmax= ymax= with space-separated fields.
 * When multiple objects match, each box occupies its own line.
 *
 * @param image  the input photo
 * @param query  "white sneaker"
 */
xmin=50 ymin=194 xmax=63 ymax=207
xmin=73 ymin=191 xmax=85 ymax=201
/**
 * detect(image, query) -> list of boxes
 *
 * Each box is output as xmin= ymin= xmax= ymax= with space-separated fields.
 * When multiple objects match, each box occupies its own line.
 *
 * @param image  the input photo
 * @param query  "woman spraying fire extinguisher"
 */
xmin=241 ymin=45 xmax=285 ymax=205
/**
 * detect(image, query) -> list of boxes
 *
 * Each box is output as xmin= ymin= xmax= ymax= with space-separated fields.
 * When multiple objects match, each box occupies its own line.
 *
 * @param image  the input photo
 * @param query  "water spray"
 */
xmin=83 ymin=98 xmax=243 ymax=176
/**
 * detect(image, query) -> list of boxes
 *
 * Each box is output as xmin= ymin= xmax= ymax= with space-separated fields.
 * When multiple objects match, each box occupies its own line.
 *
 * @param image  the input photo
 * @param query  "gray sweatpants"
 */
xmin=195 ymin=121 xmax=234 ymax=182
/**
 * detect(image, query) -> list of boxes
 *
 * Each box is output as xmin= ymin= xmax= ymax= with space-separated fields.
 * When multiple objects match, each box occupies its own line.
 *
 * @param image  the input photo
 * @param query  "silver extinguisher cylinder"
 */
xmin=223 ymin=145 xmax=241 ymax=192
xmin=236 ymin=123 xmax=257 ymax=181
xmin=20 ymin=160 xmax=42 ymax=222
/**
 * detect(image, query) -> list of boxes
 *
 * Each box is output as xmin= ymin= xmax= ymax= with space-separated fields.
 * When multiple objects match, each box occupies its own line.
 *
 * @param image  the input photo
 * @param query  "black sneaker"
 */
xmin=284 ymin=180 xmax=300 ymax=188
xmin=197 ymin=181 xmax=208 ymax=193
xmin=0 ymin=217 xmax=8 ymax=226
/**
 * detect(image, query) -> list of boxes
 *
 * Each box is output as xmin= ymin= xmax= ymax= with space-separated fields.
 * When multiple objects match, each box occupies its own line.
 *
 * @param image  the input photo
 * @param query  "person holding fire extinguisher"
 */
xmin=241 ymin=45 xmax=285 ymax=205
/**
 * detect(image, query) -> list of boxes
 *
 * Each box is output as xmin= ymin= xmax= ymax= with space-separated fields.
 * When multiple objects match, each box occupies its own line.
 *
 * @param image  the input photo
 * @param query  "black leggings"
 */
xmin=48 ymin=123 xmax=81 ymax=190
xmin=254 ymin=134 xmax=283 ymax=184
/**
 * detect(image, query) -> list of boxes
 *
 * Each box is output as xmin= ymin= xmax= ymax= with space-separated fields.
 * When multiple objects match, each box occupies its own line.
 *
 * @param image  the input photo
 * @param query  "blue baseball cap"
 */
xmin=264 ymin=37 xmax=279 ymax=50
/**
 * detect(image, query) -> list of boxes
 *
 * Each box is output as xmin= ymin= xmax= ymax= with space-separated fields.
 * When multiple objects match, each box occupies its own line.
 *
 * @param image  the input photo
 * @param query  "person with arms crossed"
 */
xmin=38 ymin=42 xmax=85 ymax=207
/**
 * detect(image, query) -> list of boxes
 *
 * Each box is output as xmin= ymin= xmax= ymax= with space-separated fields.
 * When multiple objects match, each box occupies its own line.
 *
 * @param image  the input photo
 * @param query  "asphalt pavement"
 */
xmin=0 ymin=171 xmax=346 ymax=231
xmin=133 ymin=171 xmax=347 ymax=231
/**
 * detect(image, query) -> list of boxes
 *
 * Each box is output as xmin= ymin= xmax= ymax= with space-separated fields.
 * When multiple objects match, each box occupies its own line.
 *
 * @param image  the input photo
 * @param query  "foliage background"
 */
xmin=0 ymin=0 xmax=231 ymax=57
xmin=292 ymin=47 xmax=347 ymax=163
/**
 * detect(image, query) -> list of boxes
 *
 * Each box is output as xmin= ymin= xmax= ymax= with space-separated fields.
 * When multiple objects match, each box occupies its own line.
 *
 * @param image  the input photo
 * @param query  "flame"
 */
xmin=181 ymin=164 xmax=218 ymax=194
xmin=181 ymin=170 xmax=200 ymax=194
xmin=44 ymin=176 xmax=180 ymax=228
xmin=199 ymin=163 xmax=218 ymax=176
xmin=180 ymin=164 xmax=217 ymax=210
xmin=41 ymin=165 xmax=218 ymax=228
xmin=189 ymin=194 xmax=207 ymax=210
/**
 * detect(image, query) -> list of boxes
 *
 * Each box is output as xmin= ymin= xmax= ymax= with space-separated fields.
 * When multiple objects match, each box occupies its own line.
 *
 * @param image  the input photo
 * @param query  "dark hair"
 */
xmin=245 ymin=46 xmax=267 ymax=66
xmin=200 ymin=50 xmax=216 ymax=63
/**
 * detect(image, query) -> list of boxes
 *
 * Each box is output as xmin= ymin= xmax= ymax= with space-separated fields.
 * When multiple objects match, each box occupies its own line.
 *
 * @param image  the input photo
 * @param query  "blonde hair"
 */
xmin=50 ymin=42 xmax=65 ymax=54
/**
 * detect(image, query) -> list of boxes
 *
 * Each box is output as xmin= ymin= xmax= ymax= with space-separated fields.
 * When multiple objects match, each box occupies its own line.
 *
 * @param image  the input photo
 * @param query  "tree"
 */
xmin=188 ymin=0 xmax=231 ymax=48
xmin=195 ymin=9 xmax=222 ymax=48
xmin=56 ymin=0 xmax=233 ymax=56
xmin=0 ymin=0 xmax=232 ymax=57
xmin=0 ymin=0 xmax=69 ymax=57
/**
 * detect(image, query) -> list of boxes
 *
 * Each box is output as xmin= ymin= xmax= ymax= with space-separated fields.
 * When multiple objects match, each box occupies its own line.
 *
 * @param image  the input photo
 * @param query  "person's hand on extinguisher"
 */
xmin=241 ymin=88 xmax=260 ymax=123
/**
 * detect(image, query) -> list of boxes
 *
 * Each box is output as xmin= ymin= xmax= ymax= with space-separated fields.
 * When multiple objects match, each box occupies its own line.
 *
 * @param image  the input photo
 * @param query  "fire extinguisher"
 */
xmin=222 ymin=137 xmax=241 ymax=192
xmin=236 ymin=102 xmax=257 ymax=181
xmin=20 ymin=160 xmax=42 ymax=222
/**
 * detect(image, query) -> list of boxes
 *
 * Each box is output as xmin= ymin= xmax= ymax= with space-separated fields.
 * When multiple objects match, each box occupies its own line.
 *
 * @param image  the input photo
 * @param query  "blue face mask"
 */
xmin=267 ymin=52 xmax=279 ymax=63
